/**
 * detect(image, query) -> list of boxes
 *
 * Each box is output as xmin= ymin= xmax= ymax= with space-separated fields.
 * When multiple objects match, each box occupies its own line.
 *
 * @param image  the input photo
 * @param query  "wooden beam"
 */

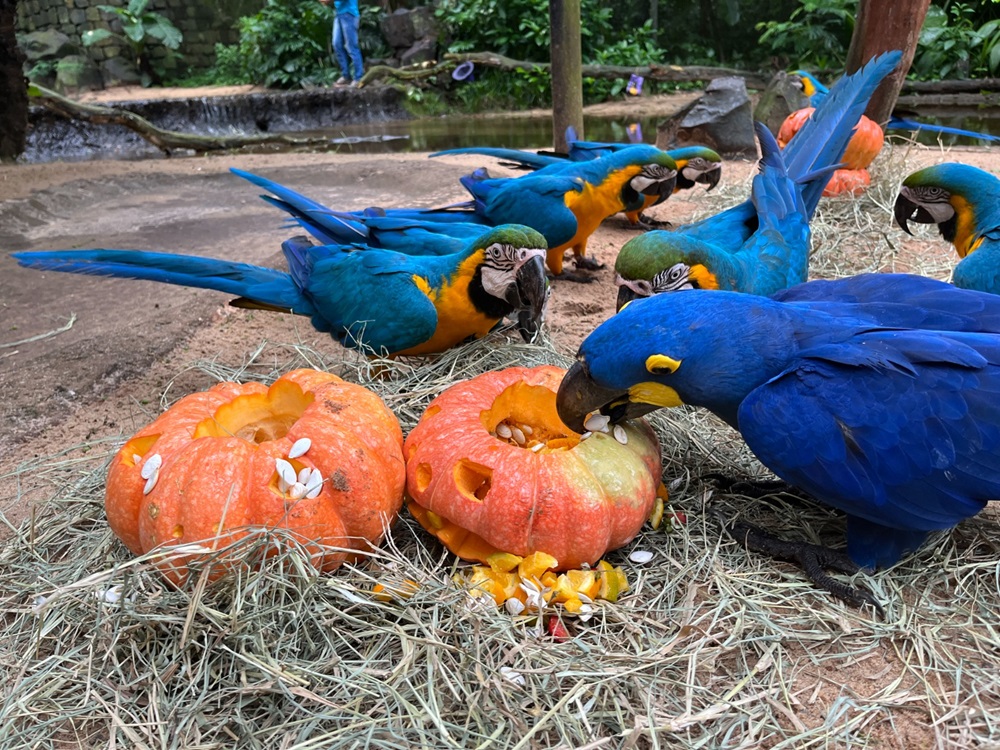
xmin=549 ymin=0 xmax=584 ymax=151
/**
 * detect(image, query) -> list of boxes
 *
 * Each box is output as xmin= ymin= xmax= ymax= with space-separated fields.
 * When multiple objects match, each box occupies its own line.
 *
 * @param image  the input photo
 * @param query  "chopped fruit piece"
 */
xmin=518 ymin=551 xmax=559 ymax=580
xmin=564 ymin=569 xmax=599 ymax=600
xmin=547 ymin=616 xmax=570 ymax=641
xmin=486 ymin=551 xmax=523 ymax=574
xmin=372 ymin=579 xmax=420 ymax=602
xmin=648 ymin=495 xmax=664 ymax=530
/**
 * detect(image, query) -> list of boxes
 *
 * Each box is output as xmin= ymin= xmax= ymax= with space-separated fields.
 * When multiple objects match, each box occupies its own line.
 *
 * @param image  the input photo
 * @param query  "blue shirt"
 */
xmin=334 ymin=0 xmax=359 ymax=15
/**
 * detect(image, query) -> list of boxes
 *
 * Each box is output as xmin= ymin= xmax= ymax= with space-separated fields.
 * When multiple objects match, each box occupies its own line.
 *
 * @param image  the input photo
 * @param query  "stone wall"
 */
xmin=15 ymin=0 xmax=264 ymax=74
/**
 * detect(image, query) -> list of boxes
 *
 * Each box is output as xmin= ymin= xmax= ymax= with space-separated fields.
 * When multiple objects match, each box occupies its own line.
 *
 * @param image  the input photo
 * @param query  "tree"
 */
xmin=845 ymin=0 xmax=932 ymax=126
xmin=0 ymin=0 xmax=28 ymax=161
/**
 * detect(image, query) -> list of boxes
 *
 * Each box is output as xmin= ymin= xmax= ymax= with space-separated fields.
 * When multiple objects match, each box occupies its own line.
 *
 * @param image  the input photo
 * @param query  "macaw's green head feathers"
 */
xmin=604 ymin=145 xmax=678 ymax=204
xmin=894 ymin=163 xmax=1000 ymax=250
xmin=470 ymin=224 xmax=550 ymax=342
xmin=667 ymin=146 xmax=723 ymax=191
xmin=556 ymin=291 xmax=790 ymax=432
xmin=614 ymin=232 xmax=724 ymax=310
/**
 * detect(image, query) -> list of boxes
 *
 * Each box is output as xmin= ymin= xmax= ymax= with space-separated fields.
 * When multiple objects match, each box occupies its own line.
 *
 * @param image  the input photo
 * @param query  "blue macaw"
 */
xmin=429 ymin=141 xmax=723 ymax=225
xmin=237 ymin=146 xmax=679 ymax=281
xmin=12 ymin=224 xmax=550 ymax=358
xmin=794 ymin=69 xmax=1000 ymax=143
xmin=613 ymin=51 xmax=902 ymax=308
xmin=894 ymin=163 xmax=1000 ymax=295
xmin=556 ymin=272 xmax=1000 ymax=608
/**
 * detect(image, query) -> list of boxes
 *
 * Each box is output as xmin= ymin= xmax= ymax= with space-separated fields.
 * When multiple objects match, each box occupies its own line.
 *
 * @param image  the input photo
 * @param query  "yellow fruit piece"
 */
xmin=565 ymin=569 xmax=599 ymax=600
xmin=486 ymin=551 xmax=523 ymax=574
xmin=648 ymin=495 xmax=664 ymax=531
xmin=466 ymin=566 xmax=520 ymax=605
xmin=518 ymin=551 xmax=558 ymax=581
xmin=563 ymin=597 xmax=584 ymax=614
xmin=540 ymin=571 xmax=559 ymax=589
xmin=372 ymin=579 xmax=419 ymax=602
xmin=425 ymin=509 xmax=445 ymax=530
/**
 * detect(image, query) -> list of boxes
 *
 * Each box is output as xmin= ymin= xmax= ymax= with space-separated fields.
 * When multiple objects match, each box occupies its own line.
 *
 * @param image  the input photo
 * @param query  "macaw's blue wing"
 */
xmin=283 ymin=237 xmax=438 ymax=353
xmin=429 ymin=147 xmax=564 ymax=171
xmin=739 ymin=332 xmax=1000 ymax=569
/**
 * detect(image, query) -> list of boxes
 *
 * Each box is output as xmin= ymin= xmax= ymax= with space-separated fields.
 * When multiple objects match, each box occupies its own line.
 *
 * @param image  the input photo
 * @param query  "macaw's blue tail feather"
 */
xmin=12 ymin=249 xmax=312 ymax=316
xmin=376 ymin=204 xmax=481 ymax=222
xmin=888 ymin=115 xmax=1000 ymax=143
xmin=258 ymin=195 xmax=366 ymax=246
xmin=430 ymin=147 xmax=558 ymax=171
xmin=783 ymin=50 xmax=902 ymax=217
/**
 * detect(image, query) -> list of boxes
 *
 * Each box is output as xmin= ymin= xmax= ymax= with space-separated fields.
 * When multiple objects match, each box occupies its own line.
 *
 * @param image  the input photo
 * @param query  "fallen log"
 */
xmin=27 ymin=84 xmax=392 ymax=155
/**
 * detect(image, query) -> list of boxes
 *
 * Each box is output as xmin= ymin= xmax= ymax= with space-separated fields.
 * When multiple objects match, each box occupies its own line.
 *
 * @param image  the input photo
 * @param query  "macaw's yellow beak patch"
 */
xmin=628 ymin=382 xmax=683 ymax=408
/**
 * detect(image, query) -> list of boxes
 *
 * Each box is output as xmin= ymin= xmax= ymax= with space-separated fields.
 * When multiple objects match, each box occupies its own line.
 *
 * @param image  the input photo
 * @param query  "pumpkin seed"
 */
xmin=500 ymin=666 xmax=526 ymax=687
xmin=278 ymin=476 xmax=291 ymax=493
xmin=275 ymin=458 xmax=297 ymax=487
xmin=584 ymin=414 xmax=610 ymax=433
xmin=288 ymin=437 xmax=312 ymax=459
xmin=297 ymin=467 xmax=312 ymax=485
xmin=288 ymin=482 xmax=308 ymax=500
xmin=580 ymin=431 xmax=592 ymax=440
xmin=305 ymin=469 xmax=324 ymax=498
xmin=505 ymin=598 xmax=526 ymax=616
xmin=613 ymin=425 xmax=628 ymax=445
xmin=140 ymin=453 xmax=162 ymax=480
xmin=521 ymin=424 xmax=533 ymax=435
xmin=143 ymin=470 xmax=158 ymax=495
xmin=577 ymin=603 xmax=594 ymax=622
xmin=530 ymin=442 xmax=545 ymax=453
xmin=628 ymin=549 xmax=654 ymax=564
xmin=131 ymin=453 xmax=142 ymax=465
xmin=510 ymin=426 xmax=526 ymax=445
xmin=496 ymin=423 xmax=513 ymax=439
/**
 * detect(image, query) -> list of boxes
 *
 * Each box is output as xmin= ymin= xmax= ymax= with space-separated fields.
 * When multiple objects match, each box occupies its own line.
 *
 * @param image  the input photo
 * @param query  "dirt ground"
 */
xmin=1 ymin=90 xmax=997 ymax=527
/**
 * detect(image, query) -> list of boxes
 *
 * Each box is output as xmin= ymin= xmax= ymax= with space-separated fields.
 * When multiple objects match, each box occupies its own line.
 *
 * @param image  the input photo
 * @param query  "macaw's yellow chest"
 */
xmin=952 ymin=196 xmax=985 ymax=258
xmin=399 ymin=261 xmax=498 ymax=357
xmin=558 ymin=167 xmax=637 ymax=253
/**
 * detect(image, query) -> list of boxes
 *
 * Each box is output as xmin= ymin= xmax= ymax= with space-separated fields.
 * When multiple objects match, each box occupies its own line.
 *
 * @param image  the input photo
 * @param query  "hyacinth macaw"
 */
xmin=613 ymin=51 xmax=902 ymax=309
xmin=12 ymin=224 xmax=550 ymax=358
xmin=795 ymin=69 xmax=1000 ymax=143
xmin=238 ymin=146 xmax=678 ymax=281
xmin=556 ymin=272 xmax=1000 ymax=608
xmin=894 ymin=163 xmax=1000 ymax=295
xmin=429 ymin=141 xmax=723 ymax=224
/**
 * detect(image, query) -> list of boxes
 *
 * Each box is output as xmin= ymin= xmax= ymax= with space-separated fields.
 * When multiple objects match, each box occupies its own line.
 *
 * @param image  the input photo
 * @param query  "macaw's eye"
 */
xmin=688 ymin=158 xmax=705 ymax=169
xmin=651 ymin=263 xmax=691 ymax=292
xmin=918 ymin=186 xmax=949 ymax=202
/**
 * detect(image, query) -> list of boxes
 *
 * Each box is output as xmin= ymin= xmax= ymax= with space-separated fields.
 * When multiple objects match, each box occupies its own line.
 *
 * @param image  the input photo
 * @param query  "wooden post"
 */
xmin=845 ymin=0 xmax=932 ymax=127
xmin=549 ymin=0 xmax=584 ymax=152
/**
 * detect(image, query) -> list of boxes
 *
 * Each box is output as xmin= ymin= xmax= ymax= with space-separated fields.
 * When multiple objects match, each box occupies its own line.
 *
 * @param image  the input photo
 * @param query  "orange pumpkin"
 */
xmin=821 ymin=168 xmax=871 ymax=197
xmin=777 ymin=108 xmax=885 ymax=170
xmin=404 ymin=365 xmax=662 ymax=569
xmin=105 ymin=369 xmax=405 ymax=583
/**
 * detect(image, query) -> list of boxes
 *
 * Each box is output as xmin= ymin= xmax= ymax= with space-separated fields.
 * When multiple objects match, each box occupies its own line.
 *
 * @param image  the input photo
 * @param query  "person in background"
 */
xmin=321 ymin=0 xmax=364 ymax=87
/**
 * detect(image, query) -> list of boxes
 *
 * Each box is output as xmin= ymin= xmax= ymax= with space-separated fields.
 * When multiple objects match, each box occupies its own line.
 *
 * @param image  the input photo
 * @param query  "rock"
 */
xmin=409 ymin=6 xmax=437 ymax=40
xmin=54 ymin=54 xmax=104 ymax=94
xmin=382 ymin=6 xmax=438 ymax=55
xmin=382 ymin=9 xmax=416 ymax=50
xmin=753 ymin=71 xmax=810 ymax=136
xmin=19 ymin=29 xmax=78 ymax=62
xmin=400 ymin=37 xmax=437 ymax=67
xmin=100 ymin=57 xmax=142 ymax=87
xmin=657 ymin=77 xmax=757 ymax=158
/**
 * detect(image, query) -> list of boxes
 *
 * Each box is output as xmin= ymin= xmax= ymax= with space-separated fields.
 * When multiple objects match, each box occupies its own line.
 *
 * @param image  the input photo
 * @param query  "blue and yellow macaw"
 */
xmin=894 ymin=163 xmax=1000 ymax=295
xmin=429 ymin=141 xmax=723 ymax=225
xmin=238 ymin=147 xmax=678 ymax=281
xmin=12 ymin=224 xmax=550 ymax=358
xmin=795 ymin=69 xmax=1000 ymax=143
xmin=556 ymin=272 xmax=1000 ymax=607
xmin=613 ymin=51 xmax=902 ymax=308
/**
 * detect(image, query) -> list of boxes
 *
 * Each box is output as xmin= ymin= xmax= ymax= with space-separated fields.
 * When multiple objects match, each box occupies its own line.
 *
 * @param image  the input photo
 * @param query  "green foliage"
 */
xmin=911 ymin=3 xmax=1000 ymax=79
xmin=755 ymin=0 xmax=855 ymax=68
xmin=82 ymin=0 xmax=183 ymax=86
xmin=220 ymin=0 xmax=337 ymax=88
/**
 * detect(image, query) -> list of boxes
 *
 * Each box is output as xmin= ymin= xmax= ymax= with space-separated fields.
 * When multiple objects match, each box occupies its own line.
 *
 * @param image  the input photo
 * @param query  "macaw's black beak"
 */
xmin=510 ymin=254 xmax=549 ymax=342
xmin=556 ymin=359 xmax=656 ymax=433
xmin=893 ymin=192 xmax=938 ymax=235
xmin=616 ymin=284 xmax=642 ymax=313
xmin=698 ymin=164 xmax=722 ymax=191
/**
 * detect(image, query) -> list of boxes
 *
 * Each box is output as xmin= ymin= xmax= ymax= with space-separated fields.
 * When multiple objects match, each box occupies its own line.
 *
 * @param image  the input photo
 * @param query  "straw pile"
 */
xmin=2 ymin=143 xmax=999 ymax=749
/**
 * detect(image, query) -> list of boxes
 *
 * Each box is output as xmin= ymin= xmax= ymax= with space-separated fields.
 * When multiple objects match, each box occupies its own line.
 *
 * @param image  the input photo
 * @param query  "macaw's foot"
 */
xmin=726 ymin=518 xmax=884 ymax=616
xmin=573 ymin=256 xmax=605 ymax=271
xmin=552 ymin=270 xmax=597 ymax=283
xmin=635 ymin=214 xmax=673 ymax=230
xmin=702 ymin=472 xmax=794 ymax=498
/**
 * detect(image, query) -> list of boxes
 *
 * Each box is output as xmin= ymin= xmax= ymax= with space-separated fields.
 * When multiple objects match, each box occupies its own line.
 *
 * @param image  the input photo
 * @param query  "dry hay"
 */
xmin=3 ymin=144 xmax=1000 ymax=749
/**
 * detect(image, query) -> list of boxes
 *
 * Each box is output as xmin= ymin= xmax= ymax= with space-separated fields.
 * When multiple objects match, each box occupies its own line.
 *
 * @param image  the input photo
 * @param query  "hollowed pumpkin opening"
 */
xmin=120 ymin=434 xmax=161 ymax=466
xmin=454 ymin=459 xmax=492 ymax=502
xmin=194 ymin=380 xmax=315 ymax=444
xmin=481 ymin=382 xmax=580 ymax=453
xmin=414 ymin=462 xmax=433 ymax=493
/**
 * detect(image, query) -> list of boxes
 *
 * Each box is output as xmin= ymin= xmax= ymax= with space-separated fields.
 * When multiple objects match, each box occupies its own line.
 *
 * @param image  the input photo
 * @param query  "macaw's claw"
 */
xmin=701 ymin=472 xmax=795 ymax=499
xmin=552 ymin=270 xmax=597 ymax=283
xmin=635 ymin=214 xmax=673 ymax=230
xmin=573 ymin=256 xmax=605 ymax=271
xmin=726 ymin=519 xmax=885 ymax=616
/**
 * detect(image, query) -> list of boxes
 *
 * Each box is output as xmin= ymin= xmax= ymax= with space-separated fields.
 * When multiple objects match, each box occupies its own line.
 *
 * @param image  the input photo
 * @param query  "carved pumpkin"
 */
xmin=105 ymin=369 xmax=405 ymax=583
xmin=821 ymin=168 xmax=871 ymax=197
xmin=404 ymin=365 xmax=662 ymax=569
xmin=777 ymin=108 xmax=885 ymax=170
